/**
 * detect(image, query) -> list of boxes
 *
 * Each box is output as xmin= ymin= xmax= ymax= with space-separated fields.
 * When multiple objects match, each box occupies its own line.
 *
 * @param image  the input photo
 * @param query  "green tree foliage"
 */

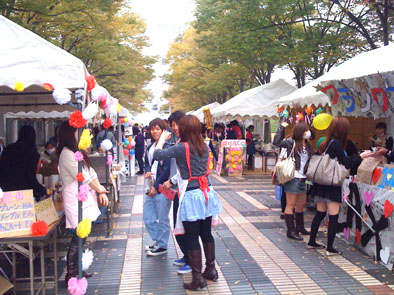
xmin=0 ymin=0 xmax=155 ymax=111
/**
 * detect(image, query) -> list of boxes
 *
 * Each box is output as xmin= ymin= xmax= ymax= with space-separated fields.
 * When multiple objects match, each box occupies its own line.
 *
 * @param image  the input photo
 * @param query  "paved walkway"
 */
xmin=10 ymin=174 xmax=394 ymax=294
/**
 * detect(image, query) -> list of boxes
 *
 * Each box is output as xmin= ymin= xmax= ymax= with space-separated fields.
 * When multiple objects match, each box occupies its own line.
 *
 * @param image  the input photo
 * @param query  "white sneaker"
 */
xmin=145 ymin=243 xmax=159 ymax=252
xmin=146 ymin=247 xmax=168 ymax=256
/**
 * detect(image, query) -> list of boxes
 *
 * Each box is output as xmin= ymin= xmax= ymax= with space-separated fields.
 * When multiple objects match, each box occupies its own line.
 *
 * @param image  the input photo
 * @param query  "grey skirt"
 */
xmin=283 ymin=178 xmax=307 ymax=194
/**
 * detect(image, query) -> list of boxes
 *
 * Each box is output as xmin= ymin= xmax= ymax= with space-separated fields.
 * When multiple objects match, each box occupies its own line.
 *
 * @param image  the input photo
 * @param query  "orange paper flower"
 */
xmin=69 ymin=111 xmax=87 ymax=128
xmin=103 ymin=118 xmax=112 ymax=129
xmin=86 ymin=75 xmax=96 ymax=91
xmin=76 ymin=173 xmax=84 ymax=182
xmin=31 ymin=220 xmax=49 ymax=236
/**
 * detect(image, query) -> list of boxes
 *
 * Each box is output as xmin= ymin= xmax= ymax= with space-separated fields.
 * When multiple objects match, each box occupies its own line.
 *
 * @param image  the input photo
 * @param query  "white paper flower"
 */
xmin=53 ymin=88 xmax=71 ymax=105
xmin=82 ymin=249 xmax=94 ymax=271
xmin=100 ymin=139 xmax=113 ymax=151
xmin=91 ymin=85 xmax=106 ymax=102
xmin=82 ymin=103 xmax=98 ymax=120
xmin=0 ymin=187 xmax=3 ymax=201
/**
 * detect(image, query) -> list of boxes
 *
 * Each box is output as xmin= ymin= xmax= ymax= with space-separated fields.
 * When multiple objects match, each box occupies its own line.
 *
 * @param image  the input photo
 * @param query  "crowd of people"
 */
xmin=1 ymin=110 xmax=393 ymax=291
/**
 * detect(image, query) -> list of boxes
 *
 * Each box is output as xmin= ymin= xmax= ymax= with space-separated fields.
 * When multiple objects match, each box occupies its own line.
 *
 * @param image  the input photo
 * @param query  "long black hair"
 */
xmin=57 ymin=121 xmax=91 ymax=167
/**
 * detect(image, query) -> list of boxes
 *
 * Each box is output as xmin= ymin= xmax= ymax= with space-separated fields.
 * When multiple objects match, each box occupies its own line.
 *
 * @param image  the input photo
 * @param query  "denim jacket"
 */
xmin=144 ymin=142 xmax=171 ymax=190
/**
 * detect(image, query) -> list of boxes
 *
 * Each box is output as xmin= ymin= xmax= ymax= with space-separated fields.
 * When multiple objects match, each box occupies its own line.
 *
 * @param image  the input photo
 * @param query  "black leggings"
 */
xmin=183 ymin=217 xmax=214 ymax=251
xmin=70 ymin=234 xmax=87 ymax=246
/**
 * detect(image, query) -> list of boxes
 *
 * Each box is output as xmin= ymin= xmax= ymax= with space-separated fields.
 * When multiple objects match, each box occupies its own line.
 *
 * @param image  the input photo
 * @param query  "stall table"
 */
xmin=0 ymin=216 xmax=63 ymax=295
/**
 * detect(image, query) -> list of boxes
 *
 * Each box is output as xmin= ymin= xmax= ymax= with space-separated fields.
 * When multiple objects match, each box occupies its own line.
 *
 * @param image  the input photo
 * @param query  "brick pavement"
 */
xmin=6 ymin=174 xmax=394 ymax=295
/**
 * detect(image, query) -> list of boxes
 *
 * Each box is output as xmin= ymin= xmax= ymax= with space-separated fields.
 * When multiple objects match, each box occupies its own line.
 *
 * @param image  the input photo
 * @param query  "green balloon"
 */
xmin=316 ymin=137 xmax=326 ymax=150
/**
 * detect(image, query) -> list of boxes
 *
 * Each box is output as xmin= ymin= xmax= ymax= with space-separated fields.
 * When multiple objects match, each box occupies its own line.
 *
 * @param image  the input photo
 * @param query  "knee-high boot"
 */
xmin=202 ymin=242 xmax=218 ymax=281
xmin=65 ymin=245 xmax=78 ymax=285
xmin=295 ymin=212 xmax=310 ymax=235
xmin=183 ymin=250 xmax=207 ymax=291
xmin=285 ymin=214 xmax=303 ymax=240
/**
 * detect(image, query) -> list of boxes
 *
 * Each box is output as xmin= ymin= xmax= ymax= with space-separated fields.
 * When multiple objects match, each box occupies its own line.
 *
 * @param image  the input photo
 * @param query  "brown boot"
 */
xmin=284 ymin=214 xmax=303 ymax=241
xmin=295 ymin=212 xmax=310 ymax=235
xmin=183 ymin=250 xmax=207 ymax=291
xmin=65 ymin=245 xmax=78 ymax=285
xmin=202 ymin=243 xmax=218 ymax=282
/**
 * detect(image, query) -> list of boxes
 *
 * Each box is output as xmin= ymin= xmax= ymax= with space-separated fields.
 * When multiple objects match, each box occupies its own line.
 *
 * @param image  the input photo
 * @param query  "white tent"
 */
xmin=192 ymin=102 xmax=221 ymax=121
xmin=212 ymin=79 xmax=296 ymax=120
xmin=4 ymin=111 xmax=71 ymax=119
xmin=119 ymin=106 xmax=131 ymax=118
xmin=278 ymin=43 xmax=394 ymax=108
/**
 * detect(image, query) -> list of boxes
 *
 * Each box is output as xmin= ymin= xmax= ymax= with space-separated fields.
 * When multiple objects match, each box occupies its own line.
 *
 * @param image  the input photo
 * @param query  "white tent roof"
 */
xmin=119 ymin=106 xmax=131 ymax=118
xmin=212 ymin=79 xmax=296 ymax=120
xmin=4 ymin=111 xmax=71 ymax=119
xmin=192 ymin=102 xmax=221 ymax=121
xmin=278 ymin=43 xmax=394 ymax=107
xmin=0 ymin=15 xmax=87 ymax=90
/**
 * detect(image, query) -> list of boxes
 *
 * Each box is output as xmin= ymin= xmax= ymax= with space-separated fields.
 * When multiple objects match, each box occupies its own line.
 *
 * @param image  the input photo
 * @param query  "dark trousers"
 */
xmin=247 ymin=154 xmax=253 ymax=170
xmin=173 ymin=193 xmax=189 ymax=264
xmin=182 ymin=217 xmax=214 ymax=251
xmin=136 ymin=155 xmax=144 ymax=173
xmin=281 ymin=189 xmax=287 ymax=213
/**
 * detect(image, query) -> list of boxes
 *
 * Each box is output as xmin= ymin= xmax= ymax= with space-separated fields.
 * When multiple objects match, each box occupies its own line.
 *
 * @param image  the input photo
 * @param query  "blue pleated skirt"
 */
xmin=179 ymin=186 xmax=222 ymax=222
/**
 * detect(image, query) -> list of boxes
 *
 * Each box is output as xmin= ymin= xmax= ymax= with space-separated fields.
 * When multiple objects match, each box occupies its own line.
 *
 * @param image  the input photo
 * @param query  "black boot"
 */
xmin=295 ymin=212 xmax=310 ymax=235
xmin=183 ymin=250 xmax=207 ymax=291
xmin=65 ymin=245 xmax=78 ymax=285
xmin=202 ymin=243 xmax=218 ymax=282
xmin=284 ymin=214 xmax=303 ymax=240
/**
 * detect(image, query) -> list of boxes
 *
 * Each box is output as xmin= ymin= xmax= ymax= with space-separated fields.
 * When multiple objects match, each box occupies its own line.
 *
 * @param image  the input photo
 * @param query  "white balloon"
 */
xmin=53 ymin=88 xmax=71 ymax=105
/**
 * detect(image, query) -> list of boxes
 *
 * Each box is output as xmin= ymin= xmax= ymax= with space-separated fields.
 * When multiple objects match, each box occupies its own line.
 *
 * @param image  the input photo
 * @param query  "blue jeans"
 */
xmin=143 ymin=193 xmax=171 ymax=249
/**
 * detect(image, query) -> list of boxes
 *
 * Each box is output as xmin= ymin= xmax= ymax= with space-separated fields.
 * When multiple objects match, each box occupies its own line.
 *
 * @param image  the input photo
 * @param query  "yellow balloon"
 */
xmin=14 ymin=81 xmax=25 ymax=92
xmin=116 ymin=104 xmax=121 ymax=113
xmin=313 ymin=113 xmax=333 ymax=130
xmin=124 ymin=117 xmax=129 ymax=123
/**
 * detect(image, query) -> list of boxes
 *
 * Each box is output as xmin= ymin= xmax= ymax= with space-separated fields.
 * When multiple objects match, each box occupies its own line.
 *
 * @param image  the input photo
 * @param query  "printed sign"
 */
xmin=376 ymin=164 xmax=394 ymax=190
xmin=35 ymin=198 xmax=58 ymax=226
xmin=0 ymin=190 xmax=36 ymax=238
xmin=221 ymin=140 xmax=246 ymax=148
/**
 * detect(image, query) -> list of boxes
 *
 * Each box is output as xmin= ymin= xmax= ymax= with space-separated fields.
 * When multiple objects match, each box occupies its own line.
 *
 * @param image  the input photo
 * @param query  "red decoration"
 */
xmin=31 ymin=220 xmax=49 ymax=236
xmin=123 ymin=149 xmax=129 ymax=156
xmin=372 ymin=168 xmax=382 ymax=184
xmin=76 ymin=173 xmax=85 ymax=182
xmin=384 ymin=200 xmax=393 ymax=218
xmin=86 ymin=75 xmax=96 ymax=91
xmin=305 ymin=106 xmax=314 ymax=115
xmin=277 ymin=107 xmax=284 ymax=113
xmin=43 ymin=83 xmax=54 ymax=91
xmin=99 ymin=97 xmax=107 ymax=109
xmin=355 ymin=229 xmax=361 ymax=245
xmin=69 ymin=111 xmax=87 ymax=128
xmin=103 ymin=118 xmax=112 ymax=129
xmin=321 ymin=85 xmax=339 ymax=105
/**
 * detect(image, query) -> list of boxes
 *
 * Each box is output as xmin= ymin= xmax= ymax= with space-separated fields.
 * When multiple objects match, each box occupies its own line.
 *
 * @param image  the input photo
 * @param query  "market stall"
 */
xmin=212 ymin=79 xmax=296 ymax=175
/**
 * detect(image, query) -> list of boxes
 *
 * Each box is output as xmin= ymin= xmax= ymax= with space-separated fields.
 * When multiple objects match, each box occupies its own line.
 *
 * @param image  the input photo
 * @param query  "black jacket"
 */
xmin=144 ymin=143 xmax=171 ymax=190
xmin=279 ymin=139 xmax=314 ymax=171
xmin=273 ymin=125 xmax=285 ymax=147
xmin=0 ymin=142 xmax=46 ymax=200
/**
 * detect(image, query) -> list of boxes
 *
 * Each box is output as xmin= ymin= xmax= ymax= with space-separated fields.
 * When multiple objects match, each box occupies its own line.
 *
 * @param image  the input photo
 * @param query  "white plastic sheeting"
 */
xmin=192 ymin=102 xmax=221 ymax=121
xmin=212 ymin=79 xmax=296 ymax=120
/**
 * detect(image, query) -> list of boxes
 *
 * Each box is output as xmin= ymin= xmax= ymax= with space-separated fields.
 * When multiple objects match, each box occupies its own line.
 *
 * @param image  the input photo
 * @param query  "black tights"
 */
xmin=308 ymin=211 xmax=339 ymax=251
xmin=183 ymin=217 xmax=214 ymax=251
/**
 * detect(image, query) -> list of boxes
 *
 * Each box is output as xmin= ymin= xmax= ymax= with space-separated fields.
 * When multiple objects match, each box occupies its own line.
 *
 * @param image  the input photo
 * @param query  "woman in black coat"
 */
xmin=0 ymin=125 xmax=46 ymax=202
xmin=307 ymin=117 xmax=372 ymax=255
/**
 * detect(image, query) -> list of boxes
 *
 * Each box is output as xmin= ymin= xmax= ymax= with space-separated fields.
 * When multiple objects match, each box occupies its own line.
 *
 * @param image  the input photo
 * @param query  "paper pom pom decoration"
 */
xmin=78 ymin=129 xmax=93 ymax=150
xmin=100 ymin=139 xmax=113 ymax=151
xmin=74 ymin=151 xmax=84 ymax=162
xmin=82 ymin=249 xmax=94 ymax=271
xmin=277 ymin=106 xmax=284 ymax=113
xmin=313 ymin=113 xmax=333 ymax=130
xmin=106 ymin=155 xmax=113 ymax=166
xmin=82 ymin=102 xmax=98 ymax=120
xmin=69 ymin=111 xmax=87 ymax=128
xmin=77 ymin=218 xmax=92 ymax=238
xmin=123 ymin=149 xmax=129 ymax=155
xmin=296 ymin=112 xmax=304 ymax=122
xmin=77 ymin=184 xmax=89 ymax=202
xmin=305 ymin=106 xmax=314 ymax=115
xmin=76 ymin=173 xmax=85 ymax=182
xmin=91 ymin=85 xmax=106 ymax=102
xmin=53 ymin=88 xmax=72 ymax=105
xmin=68 ymin=277 xmax=88 ymax=295
xmin=117 ymin=104 xmax=121 ymax=113
xmin=99 ymin=97 xmax=107 ymax=109
xmin=86 ymin=75 xmax=96 ymax=91
xmin=103 ymin=118 xmax=112 ymax=129
xmin=31 ymin=220 xmax=49 ymax=236
xmin=14 ymin=81 xmax=25 ymax=92
xmin=43 ymin=83 xmax=54 ymax=91
xmin=129 ymin=149 xmax=135 ymax=155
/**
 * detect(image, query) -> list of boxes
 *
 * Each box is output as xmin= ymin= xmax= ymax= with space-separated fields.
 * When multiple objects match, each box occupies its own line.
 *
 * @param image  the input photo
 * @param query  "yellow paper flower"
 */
xmin=116 ymin=104 xmax=121 ymax=113
xmin=14 ymin=81 xmax=25 ymax=92
xmin=78 ymin=129 xmax=93 ymax=150
xmin=77 ymin=218 xmax=92 ymax=238
xmin=209 ymin=163 xmax=214 ymax=170
xmin=232 ymin=164 xmax=237 ymax=169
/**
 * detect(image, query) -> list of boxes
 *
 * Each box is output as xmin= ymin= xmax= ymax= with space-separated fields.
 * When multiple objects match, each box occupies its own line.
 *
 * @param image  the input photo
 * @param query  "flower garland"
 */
xmin=68 ymin=277 xmax=88 ymax=295
xmin=76 ymin=173 xmax=84 ymax=182
xmin=74 ymin=151 xmax=84 ymax=162
xmin=77 ymin=184 xmax=89 ymax=202
xmin=103 ymin=118 xmax=112 ymax=129
xmin=76 ymin=218 xmax=92 ymax=238
xmin=69 ymin=111 xmax=87 ymax=128
xmin=78 ymin=129 xmax=92 ymax=150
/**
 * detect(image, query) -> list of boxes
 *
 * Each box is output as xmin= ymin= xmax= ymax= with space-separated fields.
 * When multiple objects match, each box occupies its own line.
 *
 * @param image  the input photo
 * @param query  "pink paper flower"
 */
xmin=106 ymin=155 xmax=113 ymax=166
xmin=74 ymin=151 xmax=84 ymax=162
xmin=68 ymin=277 xmax=88 ymax=295
xmin=77 ymin=184 xmax=89 ymax=202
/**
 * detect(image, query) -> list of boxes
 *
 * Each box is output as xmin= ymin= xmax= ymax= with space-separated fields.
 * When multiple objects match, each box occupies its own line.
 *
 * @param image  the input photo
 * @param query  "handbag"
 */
xmin=275 ymin=141 xmax=295 ymax=184
xmin=306 ymin=140 xmax=348 ymax=186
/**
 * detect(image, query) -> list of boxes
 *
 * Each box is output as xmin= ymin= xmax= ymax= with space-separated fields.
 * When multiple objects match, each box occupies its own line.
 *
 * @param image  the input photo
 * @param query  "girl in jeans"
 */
xmin=153 ymin=115 xmax=222 ymax=291
xmin=143 ymin=118 xmax=172 ymax=256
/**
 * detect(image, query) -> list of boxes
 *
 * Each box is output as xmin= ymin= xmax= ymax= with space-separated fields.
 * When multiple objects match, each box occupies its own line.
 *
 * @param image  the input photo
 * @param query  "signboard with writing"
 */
xmin=222 ymin=140 xmax=246 ymax=148
xmin=0 ymin=190 xmax=36 ymax=238
xmin=215 ymin=143 xmax=224 ymax=176
xmin=35 ymin=198 xmax=58 ymax=226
